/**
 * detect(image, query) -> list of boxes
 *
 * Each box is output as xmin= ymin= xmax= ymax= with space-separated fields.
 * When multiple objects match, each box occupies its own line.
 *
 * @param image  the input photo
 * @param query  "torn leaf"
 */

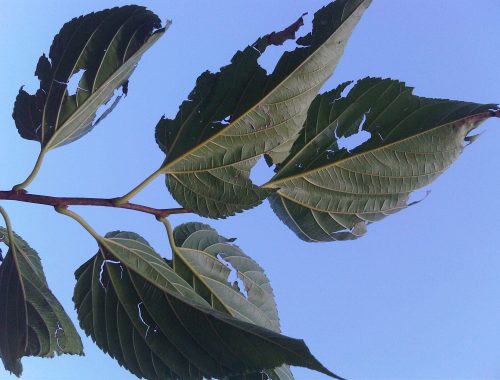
xmin=265 ymin=77 xmax=499 ymax=242
xmin=172 ymin=222 xmax=294 ymax=379
xmin=13 ymin=6 xmax=167 ymax=151
xmin=155 ymin=0 xmax=372 ymax=218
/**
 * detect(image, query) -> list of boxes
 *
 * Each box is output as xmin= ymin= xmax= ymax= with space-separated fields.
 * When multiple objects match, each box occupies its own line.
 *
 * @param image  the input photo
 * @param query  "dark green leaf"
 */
xmin=173 ymin=222 xmax=293 ymax=379
xmin=74 ymin=231 xmax=338 ymax=379
xmin=266 ymin=77 xmax=500 ymax=242
xmin=13 ymin=6 xmax=167 ymax=151
xmin=155 ymin=0 xmax=371 ymax=218
xmin=0 ymin=227 xmax=83 ymax=377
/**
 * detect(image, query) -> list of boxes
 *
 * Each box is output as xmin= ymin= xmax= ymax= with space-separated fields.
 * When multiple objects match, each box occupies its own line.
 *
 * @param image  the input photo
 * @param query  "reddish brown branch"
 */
xmin=0 ymin=190 xmax=189 ymax=218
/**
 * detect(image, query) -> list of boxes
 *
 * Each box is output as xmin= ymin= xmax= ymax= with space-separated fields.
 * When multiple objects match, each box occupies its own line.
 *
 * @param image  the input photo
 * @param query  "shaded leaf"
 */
xmin=13 ymin=6 xmax=167 ymax=151
xmin=74 ymin=231 xmax=337 ymax=379
xmin=0 ymin=227 xmax=83 ymax=376
xmin=166 ymin=157 xmax=274 ymax=219
xmin=172 ymin=222 xmax=293 ymax=379
xmin=265 ymin=77 xmax=500 ymax=242
xmin=155 ymin=0 xmax=372 ymax=218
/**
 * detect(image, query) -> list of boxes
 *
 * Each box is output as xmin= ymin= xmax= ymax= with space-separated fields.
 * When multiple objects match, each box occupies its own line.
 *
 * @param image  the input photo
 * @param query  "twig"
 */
xmin=0 ymin=190 xmax=188 ymax=218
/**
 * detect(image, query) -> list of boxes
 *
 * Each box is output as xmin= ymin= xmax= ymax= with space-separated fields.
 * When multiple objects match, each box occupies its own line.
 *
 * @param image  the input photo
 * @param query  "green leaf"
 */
xmin=74 ymin=231 xmax=338 ymax=379
xmin=155 ymin=0 xmax=371 ymax=218
xmin=0 ymin=227 xmax=83 ymax=377
xmin=13 ymin=6 xmax=167 ymax=152
xmin=265 ymin=77 xmax=500 ymax=242
xmin=172 ymin=222 xmax=293 ymax=379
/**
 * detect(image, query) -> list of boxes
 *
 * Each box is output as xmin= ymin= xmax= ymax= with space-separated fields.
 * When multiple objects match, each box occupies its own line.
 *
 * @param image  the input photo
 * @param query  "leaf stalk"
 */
xmin=12 ymin=150 xmax=46 ymax=191
xmin=113 ymin=167 xmax=165 ymax=205
xmin=157 ymin=217 xmax=177 ymax=253
xmin=55 ymin=207 xmax=102 ymax=241
xmin=0 ymin=206 xmax=15 ymax=246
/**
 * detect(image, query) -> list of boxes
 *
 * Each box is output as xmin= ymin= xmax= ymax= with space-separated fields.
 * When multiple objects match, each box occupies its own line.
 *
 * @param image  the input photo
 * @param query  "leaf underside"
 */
xmin=155 ymin=0 xmax=372 ymax=218
xmin=0 ymin=227 xmax=83 ymax=377
xmin=172 ymin=222 xmax=294 ymax=380
xmin=267 ymin=77 xmax=499 ymax=242
xmin=74 ymin=232 xmax=336 ymax=379
xmin=13 ymin=5 xmax=166 ymax=152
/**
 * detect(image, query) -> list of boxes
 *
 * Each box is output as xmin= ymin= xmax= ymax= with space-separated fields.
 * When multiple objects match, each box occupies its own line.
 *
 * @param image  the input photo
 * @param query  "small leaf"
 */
xmin=173 ymin=222 xmax=294 ymax=379
xmin=13 ymin=6 xmax=167 ymax=151
xmin=155 ymin=0 xmax=372 ymax=218
xmin=74 ymin=231 xmax=337 ymax=379
xmin=265 ymin=77 xmax=500 ymax=242
xmin=0 ymin=227 xmax=83 ymax=376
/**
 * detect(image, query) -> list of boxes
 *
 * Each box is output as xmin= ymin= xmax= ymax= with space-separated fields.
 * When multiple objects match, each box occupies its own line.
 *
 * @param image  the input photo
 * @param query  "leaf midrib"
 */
xmin=98 ymin=237 xmax=209 ymax=307
xmin=178 ymin=246 xmax=277 ymax=328
xmin=90 ymin=10 xmax=143 ymax=93
xmin=265 ymin=110 xmax=490 ymax=188
xmin=277 ymin=80 xmax=402 ymax=177
xmin=43 ymin=28 xmax=165 ymax=151
xmin=163 ymin=0 xmax=369 ymax=172
xmin=45 ymin=10 xmax=115 ymax=142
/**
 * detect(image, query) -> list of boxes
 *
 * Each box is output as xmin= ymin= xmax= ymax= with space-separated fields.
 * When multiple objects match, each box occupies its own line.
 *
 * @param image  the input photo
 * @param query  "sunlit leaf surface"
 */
xmin=266 ymin=77 xmax=500 ymax=241
xmin=155 ymin=0 xmax=372 ymax=218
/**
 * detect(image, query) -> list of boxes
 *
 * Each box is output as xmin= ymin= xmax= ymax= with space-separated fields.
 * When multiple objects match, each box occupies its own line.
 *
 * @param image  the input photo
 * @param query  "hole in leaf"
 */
xmin=216 ymin=115 xmax=231 ymax=125
xmin=0 ymin=241 xmax=7 ymax=263
xmin=137 ymin=302 xmax=152 ymax=338
xmin=336 ymin=130 xmax=371 ymax=152
xmin=335 ymin=113 xmax=373 ymax=152
xmin=257 ymin=38 xmax=298 ymax=74
xmin=335 ymin=221 xmax=367 ymax=237
xmin=54 ymin=321 xmax=65 ymax=351
xmin=67 ymin=69 xmax=85 ymax=95
xmin=92 ymin=91 xmax=122 ymax=127
xmin=340 ymin=81 xmax=355 ymax=98
xmin=248 ymin=156 xmax=273 ymax=186
xmin=98 ymin=259 xmax=122 ymax=289
xmin=217 ymin=254 xmax=248 ymax=298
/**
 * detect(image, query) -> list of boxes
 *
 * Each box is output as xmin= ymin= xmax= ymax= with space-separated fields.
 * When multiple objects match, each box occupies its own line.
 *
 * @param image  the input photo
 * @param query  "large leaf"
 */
xmin=0 ymin=227 xmax=83 ymax=376
xmin=172 ymin=222 xmax=293 ymax=380
xmin=265 ymin=77 xmax=500 ymax=242
xmin=155 ymin=0 xmax=372 ymax=218
xmin=74 ymin=231 xmax=338 ymax=379
xmin=13 ymin=5 xmax=167 ymax=152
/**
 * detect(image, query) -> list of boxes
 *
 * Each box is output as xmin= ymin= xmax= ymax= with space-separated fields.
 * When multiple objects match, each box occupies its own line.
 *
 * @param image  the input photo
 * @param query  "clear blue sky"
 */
xmin=1 ymin=1 xmax=500 ymax=379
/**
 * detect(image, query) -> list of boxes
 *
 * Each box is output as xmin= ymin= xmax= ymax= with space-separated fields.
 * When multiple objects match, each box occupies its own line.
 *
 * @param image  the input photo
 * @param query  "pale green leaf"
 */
xmin=155 ymin=0 xmax=371 ymax=218
xmin=173 ymin=222 xmax=293 ymax=379
xmin=266 ymin=77 xmax=500 ymax=242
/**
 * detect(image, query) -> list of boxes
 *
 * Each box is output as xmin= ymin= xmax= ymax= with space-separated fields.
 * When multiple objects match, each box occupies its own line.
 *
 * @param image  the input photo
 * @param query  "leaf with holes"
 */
xmin=171 ymin=222 xmax=294 ymax=379
xmin=74 ymin=231 xmax=339 ymax=379
xmin=0 ymin=227 xmax=83 ymax=377
xmin=265 ymin=77 xmax=500 ymax=242
xmin=13 ymin=6 xmax=167 ymax=154
xmin=154 ymin=0 xmax=372 ymax=218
